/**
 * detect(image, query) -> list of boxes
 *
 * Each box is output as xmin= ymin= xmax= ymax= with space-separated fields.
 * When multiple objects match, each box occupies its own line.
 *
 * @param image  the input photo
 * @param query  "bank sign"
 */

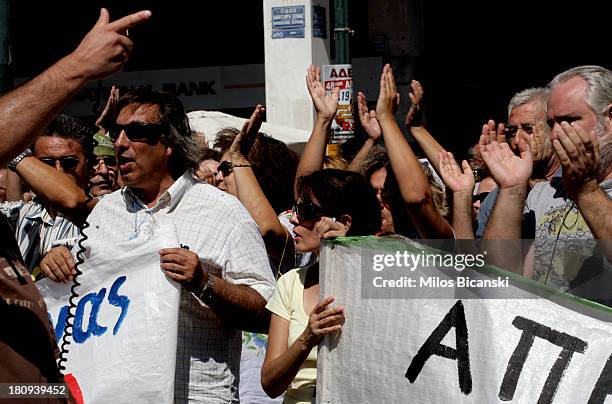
xmin=24 ymin=65 xmax=266 ymax=117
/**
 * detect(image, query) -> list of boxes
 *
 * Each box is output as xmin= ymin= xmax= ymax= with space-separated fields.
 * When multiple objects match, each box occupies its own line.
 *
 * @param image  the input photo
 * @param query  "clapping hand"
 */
xmin=405 ymin=80 xmax=424 ymax=127
xmin=306 ymin=65 xmax=339 ymax=121
xmin=553 ymin=121 xmax=601 ymax=199
xmin=357 ymin=91 xmax=381 ymax=140
xmin=438 ymin=151 xmax=475 ymax=194
xmin=375 ymin=64 xmax=401 ymax=122
xmin=479 ymin=119 xmax=532 ymax=189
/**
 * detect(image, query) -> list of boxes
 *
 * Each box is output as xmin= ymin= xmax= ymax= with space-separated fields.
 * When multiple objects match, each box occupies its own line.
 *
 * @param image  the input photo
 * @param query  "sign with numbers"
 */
xmin=322 ymin=64 xmax=355 ymax=145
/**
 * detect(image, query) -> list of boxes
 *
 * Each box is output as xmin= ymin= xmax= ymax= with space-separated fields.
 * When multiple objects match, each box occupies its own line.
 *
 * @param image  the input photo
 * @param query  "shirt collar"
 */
xmin=121 ymin=171 xmax=193 ymax=213
xmin=24 ymin=200 xmax=55 ymax=226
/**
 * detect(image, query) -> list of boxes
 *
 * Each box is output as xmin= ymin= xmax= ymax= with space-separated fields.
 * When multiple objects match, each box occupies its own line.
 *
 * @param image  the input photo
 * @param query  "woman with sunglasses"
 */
xmin=261 ymin=169 xmax=381 ymax=403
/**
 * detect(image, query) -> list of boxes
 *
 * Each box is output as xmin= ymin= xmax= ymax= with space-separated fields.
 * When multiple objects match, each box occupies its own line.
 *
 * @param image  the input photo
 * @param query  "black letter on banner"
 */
xmin=405 ymin=300 xmax=472 ymax=394
xmin=498 ymin=316 xmax=587 ymax=404
xmin=588 ymin=354 xmax=612 ymax=404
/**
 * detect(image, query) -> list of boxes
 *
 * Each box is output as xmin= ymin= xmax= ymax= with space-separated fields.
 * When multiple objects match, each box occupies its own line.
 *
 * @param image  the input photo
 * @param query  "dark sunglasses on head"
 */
xmin=108 ymin=122 xmax=165 ymax=143
xmin=218 ymin=160 xmax=233 ymax=177
xmin=293 ymin=200 xmax=324 ymax=222
xmin=473 ymin=192 xmax=490 ymax=203
xmin=39 ymin=156 xmax=80 ymax=171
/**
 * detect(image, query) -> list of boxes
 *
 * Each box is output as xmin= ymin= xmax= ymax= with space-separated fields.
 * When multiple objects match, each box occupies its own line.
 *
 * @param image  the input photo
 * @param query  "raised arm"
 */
xmin=480 ymin=123 xmax=532 ymax=274
xmin=0 ymin=8 xmax=151 ymax=165
xmin=481 ymin=121 xmax=532 ymax=240
xmin=348 ymin=91 xmax=382 ymax=172
xmin=375 ymin=65 xmax=453 ymax=239
xmin=294 ymin=65 xmax=339 ymax=198
xmin=405 ymin=80 xmax=445 ymax=175
xmin=95 ymin=85 xmax=120 ymax=132
xmin=12 ymin=156 xmax=95 ymax=227
xmin=230 ymin=106 xmax=295 ymax=270
xmin=438 ymin=151 xmax=476 ymax=239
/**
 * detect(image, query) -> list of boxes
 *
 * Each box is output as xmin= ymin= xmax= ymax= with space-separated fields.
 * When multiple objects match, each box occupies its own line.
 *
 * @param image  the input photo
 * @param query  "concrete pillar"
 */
xmin=263 ymin=0 xmax=330 ymax=132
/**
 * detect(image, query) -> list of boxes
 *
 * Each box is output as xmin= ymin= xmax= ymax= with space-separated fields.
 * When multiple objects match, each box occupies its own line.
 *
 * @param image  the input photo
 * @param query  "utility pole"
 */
xmin=325 ymin=0 xmax=353 ymax=156
xmin=0 ymin=0 xmax=10 ymax=94
xmin=333 ymin=0 xmax=350 ymax=63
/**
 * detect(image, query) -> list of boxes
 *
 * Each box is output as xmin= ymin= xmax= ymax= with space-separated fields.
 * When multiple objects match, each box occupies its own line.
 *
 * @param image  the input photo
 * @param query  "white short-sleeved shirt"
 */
xmin=80 ymin=172 xmax=276 ymax=403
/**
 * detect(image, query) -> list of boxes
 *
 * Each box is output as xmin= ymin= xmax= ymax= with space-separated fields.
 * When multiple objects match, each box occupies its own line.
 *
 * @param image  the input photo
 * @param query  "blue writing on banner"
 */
xmin=49 ymin=275 xmax=130 ymax=343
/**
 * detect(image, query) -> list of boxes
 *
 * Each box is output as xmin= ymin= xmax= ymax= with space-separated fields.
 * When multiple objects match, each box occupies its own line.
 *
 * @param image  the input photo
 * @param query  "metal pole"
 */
xmin=334 ymin=0 xmax=350 ymax=64
xmin=0 ymin=0 xmax=11 ymax=94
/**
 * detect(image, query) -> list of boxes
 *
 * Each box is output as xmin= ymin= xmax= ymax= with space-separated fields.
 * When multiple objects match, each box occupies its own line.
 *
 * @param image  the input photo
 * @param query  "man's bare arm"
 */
xmin=14 ymin=157 xmax=96 ymax=226
xmin=159 ymin=248 xmax=271 ymax=333
xmin=0 ymin=8 xmax=151 ymax=165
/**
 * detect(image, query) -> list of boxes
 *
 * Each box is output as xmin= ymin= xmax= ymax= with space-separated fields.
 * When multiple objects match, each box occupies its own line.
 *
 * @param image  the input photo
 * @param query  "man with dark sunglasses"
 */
xmin=1 ymin=114 xmax=95 ymax=275
xmin=43 ymin=87 xmax=275 ymax=403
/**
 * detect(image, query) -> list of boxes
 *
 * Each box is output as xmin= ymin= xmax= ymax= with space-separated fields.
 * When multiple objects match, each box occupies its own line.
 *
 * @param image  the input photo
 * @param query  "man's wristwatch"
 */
xmin=8 ymin=149 xmax=33 ymax=172
xmin=197 ymin=274 xmax=215 ymax=304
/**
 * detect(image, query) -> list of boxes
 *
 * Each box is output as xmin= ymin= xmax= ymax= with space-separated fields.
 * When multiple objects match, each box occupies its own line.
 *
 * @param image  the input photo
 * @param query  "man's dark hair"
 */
xmin=32 ymin=113 xmax=96 ymax=156
xmin=200 ymin=147 xmax=222 ymax=162
xmin=297 ymin=169 xmax=381 ymax=236
xmin=214 ymin=127 xmax=299 ymax=213
xmin=111 ymin=87 xmax=202 ymax=178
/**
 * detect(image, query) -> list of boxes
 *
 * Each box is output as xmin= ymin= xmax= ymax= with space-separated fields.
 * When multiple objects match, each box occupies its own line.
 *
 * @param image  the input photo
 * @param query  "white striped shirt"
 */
xmin=0 ymin=199 xmax=80 ymax=273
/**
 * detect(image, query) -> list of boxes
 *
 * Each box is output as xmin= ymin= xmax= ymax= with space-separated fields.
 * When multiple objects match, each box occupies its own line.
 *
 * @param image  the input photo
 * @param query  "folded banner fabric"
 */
xmin=317 ymin=237 xmax=612 ymax=404
xmin=38 ymin=225 xmax=181 ymax=404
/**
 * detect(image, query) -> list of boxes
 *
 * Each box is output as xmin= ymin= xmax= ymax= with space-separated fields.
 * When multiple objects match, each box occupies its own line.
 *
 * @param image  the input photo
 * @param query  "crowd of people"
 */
xmin=0 ymin=7 xmax=610 ymax=404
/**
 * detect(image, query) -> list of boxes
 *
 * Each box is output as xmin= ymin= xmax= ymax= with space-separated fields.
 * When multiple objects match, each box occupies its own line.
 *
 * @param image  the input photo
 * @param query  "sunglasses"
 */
xmin=92 ymin=156 xmax=118 ymax=168
xmin=108 ymin=122 xmax=165 ymax=143
xmin=473 ymin=192 xmax=490 ymax=203
xmin=218 ymin=160 xmax=233 ymax=177
xmin=39 ymin=156 xmax=80 ymax=171
xmin=293 ymin=200 xmax=324 ymax=222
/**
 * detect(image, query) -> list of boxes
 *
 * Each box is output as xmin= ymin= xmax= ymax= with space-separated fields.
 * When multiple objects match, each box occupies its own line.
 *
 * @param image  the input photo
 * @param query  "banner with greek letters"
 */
xmin=317 ymin=237 xmax=612 ymax=404
xmin=37 ymin=225 xmax=181 ymax=404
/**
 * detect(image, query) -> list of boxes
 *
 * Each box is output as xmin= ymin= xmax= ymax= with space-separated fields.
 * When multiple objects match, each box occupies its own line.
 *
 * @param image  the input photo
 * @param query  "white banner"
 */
xmin=38 ymin=225 xmax=181 ymax=404
xmin=318 ymin=239 xmax=612 ymax=404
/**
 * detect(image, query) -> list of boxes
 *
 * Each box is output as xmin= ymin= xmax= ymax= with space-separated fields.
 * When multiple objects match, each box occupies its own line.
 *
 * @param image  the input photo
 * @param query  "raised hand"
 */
xmin=405 ymin=80 xmax=424 ymax=127
xmin=229 ymin=105 xmax=265 ymax=162
xmin=357 ymin=91 xmax=381 ymax=140
xmin=375 ymin=64 xmax=400 ymax=122
xmin=302 ymin=296 xmax=345 ymax=348
xmin=306 ymin=65 xmax=339 ymax=121
xmin=95 ymin=85 xmax=120 ymax=130
xmin=479 ymin=119 xmax=532 ymax=189
xmin=66 ymin=8 xmax=152 ymax=81
xmin=553 ymin=121 xmax=601 ymax=198
xmin=438 ymin=151 xmax=475 ymax=194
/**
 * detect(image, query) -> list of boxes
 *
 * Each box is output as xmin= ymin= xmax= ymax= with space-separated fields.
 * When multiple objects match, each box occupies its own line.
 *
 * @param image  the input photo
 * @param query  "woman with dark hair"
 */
xmin=261 ymin=169 xmax=381 ymax=404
